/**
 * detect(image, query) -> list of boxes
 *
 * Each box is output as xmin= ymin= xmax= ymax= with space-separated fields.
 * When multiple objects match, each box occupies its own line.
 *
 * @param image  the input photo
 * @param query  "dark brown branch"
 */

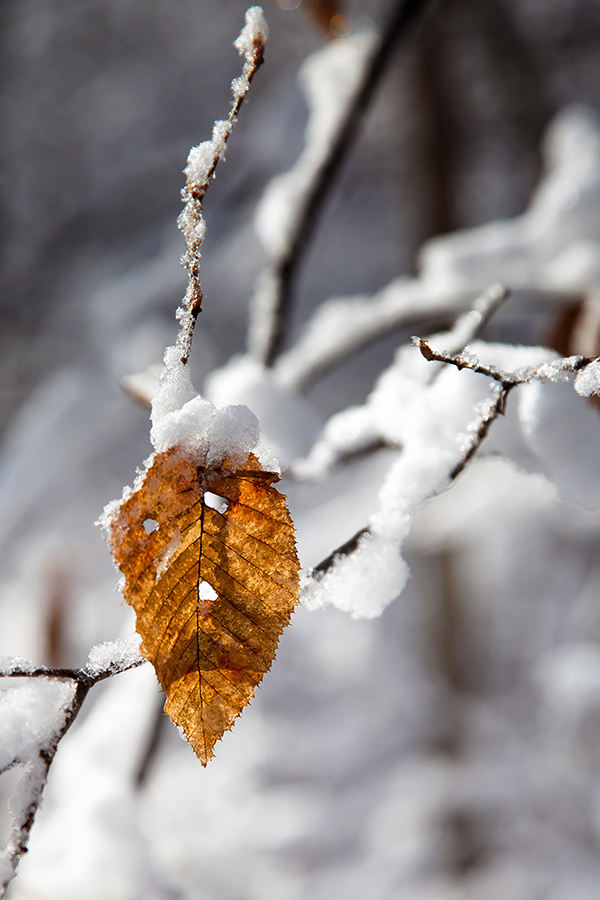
xmin=448 ymin=384 xmax=514 ymax=481
xmin=312 ymin=526 xmax=371 ymax=578
xmin=260 ymin=0 xmax=436 ymax=367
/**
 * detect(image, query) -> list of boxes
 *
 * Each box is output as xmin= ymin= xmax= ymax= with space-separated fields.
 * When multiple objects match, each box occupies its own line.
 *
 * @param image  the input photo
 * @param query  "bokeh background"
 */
xmin=3 ymin=1 xmax=600 ymax=898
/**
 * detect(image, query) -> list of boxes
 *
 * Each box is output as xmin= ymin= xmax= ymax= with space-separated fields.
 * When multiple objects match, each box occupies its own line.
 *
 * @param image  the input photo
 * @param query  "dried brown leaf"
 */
xmin=104 ymin=448 xmax=299 ymax=765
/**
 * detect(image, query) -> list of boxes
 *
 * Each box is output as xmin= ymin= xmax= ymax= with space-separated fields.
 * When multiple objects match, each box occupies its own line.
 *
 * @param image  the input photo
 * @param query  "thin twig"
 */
xmin=134 ymin=694 xmax=167 ymax=788
xmin=258 ymin=0 xmax=435 ymax=367
xmin=413 ymin=338 xmax=596 ymax=385
xmin=448 ymin=383 xmax=513 ymax=481
xmin=423 ymin=283 xmax=509 ymax=385
xmin=312 ymin=526 xmax=370 ymax=578
xmin=177 ymin=10 xmax=267 ymax=365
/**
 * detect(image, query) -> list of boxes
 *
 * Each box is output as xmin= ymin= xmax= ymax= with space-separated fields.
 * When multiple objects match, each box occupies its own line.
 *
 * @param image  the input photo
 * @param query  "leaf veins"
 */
xmin=104 ymin=448 xmax=300 ymax=765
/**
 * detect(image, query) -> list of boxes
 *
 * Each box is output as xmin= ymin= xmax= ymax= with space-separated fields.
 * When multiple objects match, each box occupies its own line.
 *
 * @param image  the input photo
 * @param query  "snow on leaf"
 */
xmin=102 ymin=447 xmax=299 ymax=765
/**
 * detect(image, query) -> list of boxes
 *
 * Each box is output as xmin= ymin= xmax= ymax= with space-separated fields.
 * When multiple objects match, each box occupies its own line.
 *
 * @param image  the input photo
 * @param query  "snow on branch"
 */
xmin=301 ymin=287 xmax=600 ymax=618
xmin=413 ymin=336 xmax=599 ymax=389
xmin=273 ymin=277 xmax=576 ymax=392
xmin=248 ymin=0 xmax=432 ymax=369
xmin=274 ymin=105 xmax=600 ymax=393
xmin=147 ymin=7 xmax=274 ymax=470
xmin=0 ymin=640 xmax=144 ymax=896
xmin=177 ymin=5 xmax=267 ymax=368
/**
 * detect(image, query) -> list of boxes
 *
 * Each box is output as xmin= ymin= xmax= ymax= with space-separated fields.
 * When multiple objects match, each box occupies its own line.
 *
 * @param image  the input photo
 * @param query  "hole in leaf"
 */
xmin=198 ymin=581 xmax=218 ymax=603
xmin=204 ymin=492 xmax=229 ymax=514
xmin=143 ymin=518 xmax=159 ymax=534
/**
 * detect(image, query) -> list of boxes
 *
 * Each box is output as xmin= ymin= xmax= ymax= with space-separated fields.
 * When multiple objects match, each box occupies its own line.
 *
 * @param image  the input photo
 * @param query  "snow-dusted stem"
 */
xmin=252 ymin=0 xmax=432 ymax=368
xmin=424 ymin=283 xmax=509 ymax=383
xmin=0 ymin=649 xmax=145 ymax=896
xmin=177 ymin=7 xmax=267 ymax=365
xmin=413 ymin=337 xmax=598 ymax=386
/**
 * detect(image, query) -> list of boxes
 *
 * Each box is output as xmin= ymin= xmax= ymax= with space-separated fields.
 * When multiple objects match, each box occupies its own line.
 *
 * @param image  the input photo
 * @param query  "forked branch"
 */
xmin=0 ymin=643 xmax=145 ymax=896
xmin=311 ymin=324 xmax=600 ymax=579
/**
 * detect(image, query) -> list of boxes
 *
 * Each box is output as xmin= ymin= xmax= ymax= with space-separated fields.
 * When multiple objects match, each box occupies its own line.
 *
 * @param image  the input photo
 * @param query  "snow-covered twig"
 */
xmin=177 ymin=6 xmax=267 ymax=366
xmin=249 ymin=0 xmax=432 ymax=368
xmin=291 ymin=284 xmax=509 ymax=476
xmin=148 ymin=8 xmax=271 ymax=462
xmin=309 ymin=329 xmax=600 ymax=583
xmin=423 ymin=283 xmax=509 ymax=380
xmin=413 ymin=337 xmax=597 ymax=387
xmin=0 ymin=641 xmax=145 ymax=896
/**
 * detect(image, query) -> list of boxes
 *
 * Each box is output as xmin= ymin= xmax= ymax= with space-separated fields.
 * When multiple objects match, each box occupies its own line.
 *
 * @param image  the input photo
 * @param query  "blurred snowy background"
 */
xmin=3 ymin=0 xmax=600 ymax=897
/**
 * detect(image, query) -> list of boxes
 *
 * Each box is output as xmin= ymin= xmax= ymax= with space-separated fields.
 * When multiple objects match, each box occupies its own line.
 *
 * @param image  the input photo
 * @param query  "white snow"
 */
xmin=205 ymin=354 xmax=322 ymax=467
xmin=0 ymin=679 xmax=73 ymax=773
xmin=574 ymin=358 xmax=600 ymax=396
xmin=233 ymin=6 xmax=268 ymax=62
xmin=151 ymin=391 xmax=264 ymax=468
xmin=85 ymin=638 xmax=143 ymax=678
